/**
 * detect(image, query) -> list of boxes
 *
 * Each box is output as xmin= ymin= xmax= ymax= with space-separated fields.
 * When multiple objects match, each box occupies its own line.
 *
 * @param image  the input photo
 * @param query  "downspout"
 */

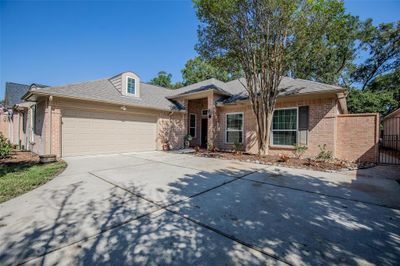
xmin=17 ymin=112 xmax=21 ymax=148
xmin=48 ymin=96 xmax=53 ymax=154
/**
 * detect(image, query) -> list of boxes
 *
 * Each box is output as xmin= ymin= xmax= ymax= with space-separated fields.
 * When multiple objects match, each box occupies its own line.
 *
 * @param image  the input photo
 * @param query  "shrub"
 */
xmin=0 ymin=133 xmax=12 ymax=158
xmin=293 ymin=144 xmax=308 ymax=159
xmin=233 ymin=140 xmax=243 ymax=154
xmin=316 ymin=144 xmax=333 ymax=161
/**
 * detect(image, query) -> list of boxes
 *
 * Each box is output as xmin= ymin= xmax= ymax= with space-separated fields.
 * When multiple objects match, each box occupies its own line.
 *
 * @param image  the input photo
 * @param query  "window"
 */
xmin=272 ymin=108 xmax=297 ymax=146
xmin=127 ymin=77 xmax=136 ymax=95
xmin=226 ymin=113 xmax=243 ymax=143
xmin=201 ymin=109 xmax=208 ymax=117
xmin=189 ymin=113 xmax=196 ymax=138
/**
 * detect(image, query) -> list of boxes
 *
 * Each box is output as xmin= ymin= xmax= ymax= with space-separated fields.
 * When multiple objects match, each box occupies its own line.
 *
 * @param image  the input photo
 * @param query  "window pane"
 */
xmin=189 ymin=128 xmax=196 ymax=137
xmin=273 ymin=131 xmax=297 ymax=145
xmin=127 ymin=78 xmax=135 ymax=94
xmin=190 ymin=114 xmax=196 ymax=127
xmin=227 ymin=114 xmax=243 ymax=130
xmin=273 ymin=109 xmax=297 ymax=130
xmin=226 ymin=131 xmax=243 ymax=143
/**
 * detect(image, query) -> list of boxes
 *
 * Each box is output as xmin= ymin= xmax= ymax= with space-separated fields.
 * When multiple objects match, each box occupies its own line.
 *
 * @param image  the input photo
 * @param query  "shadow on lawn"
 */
xmin=0 ymin=162 xmax=399 ymax=265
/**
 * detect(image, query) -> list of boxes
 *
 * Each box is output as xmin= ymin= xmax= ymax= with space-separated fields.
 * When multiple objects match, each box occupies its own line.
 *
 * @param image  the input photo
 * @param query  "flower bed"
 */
xmin=194 ymin=149 xmax=375 ymax=172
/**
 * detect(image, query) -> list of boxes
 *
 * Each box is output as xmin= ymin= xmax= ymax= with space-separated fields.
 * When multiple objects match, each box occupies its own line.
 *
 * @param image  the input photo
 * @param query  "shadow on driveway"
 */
xmin=0 ymin=153 xmax=399 ymax=265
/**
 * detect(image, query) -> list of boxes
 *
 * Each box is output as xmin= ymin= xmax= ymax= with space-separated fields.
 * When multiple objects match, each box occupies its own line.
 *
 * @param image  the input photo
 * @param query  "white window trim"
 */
xmin=189 ymin=113 xmax=197 ymax=138
xmin=225 ymin=112 xmax=244 ymax=144
xmin=30 ymin=105 xmax=36 ymax=142
xmin=126 ymin=76 xmax=137 ymax=96
xmin=271 ymin=107 xmax=299 ymax=147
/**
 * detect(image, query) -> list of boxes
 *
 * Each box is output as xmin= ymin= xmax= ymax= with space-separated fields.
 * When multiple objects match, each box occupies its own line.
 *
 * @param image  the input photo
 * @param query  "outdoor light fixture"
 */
xmin=120 ymin=106 xmax=127 ymax=111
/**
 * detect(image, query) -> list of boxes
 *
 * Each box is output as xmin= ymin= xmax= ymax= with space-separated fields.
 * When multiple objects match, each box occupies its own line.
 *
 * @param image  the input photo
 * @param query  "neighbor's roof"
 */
xmin=4 ymin=82 xmax=31 ymax=108
xmin=384 ymin=108 xmax=400 ymax=120
xmin=24 ymin=72 xmax=345 ymax=111
xmin=25 ymin=77 xmax=179 ymax=111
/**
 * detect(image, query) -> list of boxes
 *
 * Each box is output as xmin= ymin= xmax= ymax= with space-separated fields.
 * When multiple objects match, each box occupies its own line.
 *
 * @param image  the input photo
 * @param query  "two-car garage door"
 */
xmin=62 ymin=108 xmax=157 ymax=157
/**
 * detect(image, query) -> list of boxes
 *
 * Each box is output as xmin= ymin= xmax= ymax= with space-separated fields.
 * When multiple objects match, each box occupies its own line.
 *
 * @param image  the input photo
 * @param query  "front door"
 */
xmin=201 ymin=118 xmax=208 ymax=148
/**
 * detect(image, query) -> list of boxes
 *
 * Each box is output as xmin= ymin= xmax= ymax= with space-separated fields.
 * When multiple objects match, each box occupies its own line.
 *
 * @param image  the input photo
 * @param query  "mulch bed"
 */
xmin=194 ymin=149 xmax=375 ymax=172
xmin=0 ymin=151 xmax=40 ymax=167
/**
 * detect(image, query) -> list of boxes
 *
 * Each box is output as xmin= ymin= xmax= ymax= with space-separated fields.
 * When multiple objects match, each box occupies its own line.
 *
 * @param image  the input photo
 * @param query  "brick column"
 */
xmin=207 ymin=92 xmax=216 ymax=148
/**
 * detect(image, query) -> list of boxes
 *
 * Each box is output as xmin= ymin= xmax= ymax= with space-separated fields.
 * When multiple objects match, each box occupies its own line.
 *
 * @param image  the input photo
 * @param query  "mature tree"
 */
xmin=347 ymin=89 xmax=399 ymax=116
xmin=347 ymin=68 xmax=400 ymax=115
xmin=366 ymin=68 xmax=400 ymax=92
xmin=287 ymin=1 xmax=360 ymax=85
xmin=195 ymin=0 xmax=351 ymax=154
xmin=181 ymin=56 xmax=239 ymax=85
xmin=149 ymin=71 xmax=174 ymax=89
xmin=195 ymin=0 xmax=296 ymax=154
xmin=351 ymin=20 xmax=400 ymax=89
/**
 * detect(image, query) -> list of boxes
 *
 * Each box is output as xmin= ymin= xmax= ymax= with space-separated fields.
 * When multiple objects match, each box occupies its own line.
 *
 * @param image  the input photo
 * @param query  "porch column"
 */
xmin=207 ymin=92 xmax=217 ymax=148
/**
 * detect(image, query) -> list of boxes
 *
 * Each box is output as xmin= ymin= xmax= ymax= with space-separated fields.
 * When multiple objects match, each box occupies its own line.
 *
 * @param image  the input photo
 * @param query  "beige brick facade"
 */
xmin=185 ymin=93 xmax=378 ymax=162
xmin=1 ymin=91 xmax=379 ymax=162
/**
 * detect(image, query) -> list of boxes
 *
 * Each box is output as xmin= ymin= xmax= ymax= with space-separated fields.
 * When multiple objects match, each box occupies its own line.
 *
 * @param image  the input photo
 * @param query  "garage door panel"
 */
xmin=62 ymin=109 xmax=157 ymax=156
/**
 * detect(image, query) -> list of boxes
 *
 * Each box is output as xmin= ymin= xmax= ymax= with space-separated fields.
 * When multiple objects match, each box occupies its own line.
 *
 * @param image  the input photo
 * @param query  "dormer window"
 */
xmin=127 ymin=77 xmax=136 ymax=95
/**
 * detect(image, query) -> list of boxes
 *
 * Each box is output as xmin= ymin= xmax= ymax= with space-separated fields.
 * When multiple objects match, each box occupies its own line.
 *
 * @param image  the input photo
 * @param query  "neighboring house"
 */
xmin=2 ymin=71 xmax=379 ymax=162
xmin=382 ymin=108 xmax=400 ymax=151
xmin=0 ymin=82 xmax=35 ymax=147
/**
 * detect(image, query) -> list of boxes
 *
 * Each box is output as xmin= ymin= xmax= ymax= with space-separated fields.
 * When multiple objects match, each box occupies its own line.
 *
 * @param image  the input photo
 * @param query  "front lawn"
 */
xmin=0 ymin=158 xmax=67 ymax=203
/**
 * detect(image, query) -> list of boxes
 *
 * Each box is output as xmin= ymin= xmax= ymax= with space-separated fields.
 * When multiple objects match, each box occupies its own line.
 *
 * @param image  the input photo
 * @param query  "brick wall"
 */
xmin=157 ymin=112 xmax=186 ymax=150
xmin=215 ymin=96 xmax=339 ymax=158
xmin=336 ymin=113 xmax=379 ymax=162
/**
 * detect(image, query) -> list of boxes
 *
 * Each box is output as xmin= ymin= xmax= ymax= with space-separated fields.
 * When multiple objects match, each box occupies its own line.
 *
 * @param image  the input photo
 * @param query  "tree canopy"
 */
xmin=147 ymin=1 xmax=399 ymax=118
xmin=351 ymin=21 xmax=400 ymax=89
xmin=149 ymin=71 xmax=174 ymax=88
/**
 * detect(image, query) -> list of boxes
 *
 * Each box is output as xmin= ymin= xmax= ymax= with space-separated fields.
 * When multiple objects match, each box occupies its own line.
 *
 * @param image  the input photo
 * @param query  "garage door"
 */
xmin=62 ymin=108 xmax=157 ymax=156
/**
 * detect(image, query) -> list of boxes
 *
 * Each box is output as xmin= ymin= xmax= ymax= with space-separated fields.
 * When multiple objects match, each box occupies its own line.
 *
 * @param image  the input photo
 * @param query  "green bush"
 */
xmin=0 ymin=133 xmax=12 ymax=158
xmin=293 ymin=144 xmax=308 ymax=159
xmin=233 ymin=140 xmax=243 ymax=152
xmin=316 ymin=144 xmax=332 ymax=161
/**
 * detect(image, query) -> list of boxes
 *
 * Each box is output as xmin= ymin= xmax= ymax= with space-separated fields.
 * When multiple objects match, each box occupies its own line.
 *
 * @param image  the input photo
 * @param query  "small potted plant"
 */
xmin=184 ymin=134 xmax=193 ymax=148
xmin=161 ymin=137 xmax=170 ymax=151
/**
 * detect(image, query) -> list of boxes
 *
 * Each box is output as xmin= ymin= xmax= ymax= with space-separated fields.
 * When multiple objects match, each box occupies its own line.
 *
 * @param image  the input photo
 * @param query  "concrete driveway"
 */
xmin=0 ymin=152 xmax=399 ymax=265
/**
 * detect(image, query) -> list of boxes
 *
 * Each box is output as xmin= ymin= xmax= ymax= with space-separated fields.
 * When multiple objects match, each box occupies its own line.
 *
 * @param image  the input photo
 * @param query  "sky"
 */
xmin=0 ymin=0 xmax=399 ymax=99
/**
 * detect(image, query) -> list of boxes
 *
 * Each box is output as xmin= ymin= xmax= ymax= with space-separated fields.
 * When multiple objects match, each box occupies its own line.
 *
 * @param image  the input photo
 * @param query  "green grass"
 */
xmin=0 ymin=161 xmax=67 ymax=203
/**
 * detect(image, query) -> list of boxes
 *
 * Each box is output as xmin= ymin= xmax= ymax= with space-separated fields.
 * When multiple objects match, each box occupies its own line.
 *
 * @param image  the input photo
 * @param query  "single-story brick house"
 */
xmin=0 ymin=71 xmax=379 ymax=162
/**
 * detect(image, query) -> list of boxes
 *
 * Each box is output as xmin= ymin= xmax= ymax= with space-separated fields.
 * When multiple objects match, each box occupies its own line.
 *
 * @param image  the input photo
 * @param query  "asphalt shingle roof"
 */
xmin=4 ymin=82 xmax=31 ymax=108
xmin=27 ymin=72 xmax=344 ymax=111
xmin=30 ymin=77 xmax=179 ymax=111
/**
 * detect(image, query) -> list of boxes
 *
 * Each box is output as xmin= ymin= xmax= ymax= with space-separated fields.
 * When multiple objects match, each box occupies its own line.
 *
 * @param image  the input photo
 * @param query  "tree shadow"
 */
xmin=0 ymin=155 xmax=399 ymax=265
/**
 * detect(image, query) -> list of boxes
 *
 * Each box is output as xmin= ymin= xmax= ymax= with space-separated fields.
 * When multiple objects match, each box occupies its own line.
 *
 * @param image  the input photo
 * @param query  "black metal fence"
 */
xmin=380 ymin=117 xmax=400 ymax=165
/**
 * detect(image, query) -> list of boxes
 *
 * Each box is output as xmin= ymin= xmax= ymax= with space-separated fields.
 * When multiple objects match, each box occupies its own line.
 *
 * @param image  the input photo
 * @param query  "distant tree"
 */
xmin=181 ymin=57 xmax=239 ymax=86
xmin=366 ymin=68 xmax=400 ymax=93
xmin=351 ymin=20 xmax=400 ymax=89
xmin=347 ymin=88 xmax=399 ymax=116
xmin=149 ymin=71 xmax=174 ymax=88
xmin=171 ymin=81 xmax=183 ymax=89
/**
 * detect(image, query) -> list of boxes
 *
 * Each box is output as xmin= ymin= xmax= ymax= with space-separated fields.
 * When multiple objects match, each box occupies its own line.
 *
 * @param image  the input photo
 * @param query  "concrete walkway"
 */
xmin=0 ymin=152 xmax=399 ymax=265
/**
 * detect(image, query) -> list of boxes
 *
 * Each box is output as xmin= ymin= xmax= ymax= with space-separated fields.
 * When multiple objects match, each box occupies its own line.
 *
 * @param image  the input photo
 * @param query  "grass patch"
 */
xmin=0 ymin=161 xmax=67 ymax=203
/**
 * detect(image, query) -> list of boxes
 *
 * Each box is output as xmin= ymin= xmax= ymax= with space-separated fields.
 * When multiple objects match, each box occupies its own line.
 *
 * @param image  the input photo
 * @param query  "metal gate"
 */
xmin=380 ymin=117 xmax=400 ymax=164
